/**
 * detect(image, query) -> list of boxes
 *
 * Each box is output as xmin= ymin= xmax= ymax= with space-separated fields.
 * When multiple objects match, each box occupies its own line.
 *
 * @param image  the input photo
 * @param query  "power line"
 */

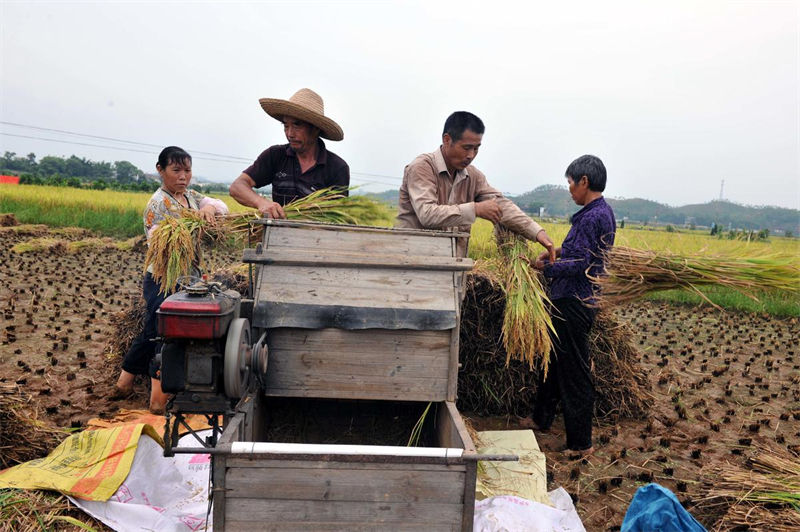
xmin=351 ymin=171 xmax=402 ymax=182
xmin=1 ymin=122 xmax=404 ymax=186
xmin=0 ymin=133 xmax=247 ymax=164
xmin=1 ymin=121 xmax=251 ymax=162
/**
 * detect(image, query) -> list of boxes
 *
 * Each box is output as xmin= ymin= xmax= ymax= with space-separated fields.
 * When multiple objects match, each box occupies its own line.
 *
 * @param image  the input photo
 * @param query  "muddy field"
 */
xmin=1 ymin=225 xmax=798 ymax=531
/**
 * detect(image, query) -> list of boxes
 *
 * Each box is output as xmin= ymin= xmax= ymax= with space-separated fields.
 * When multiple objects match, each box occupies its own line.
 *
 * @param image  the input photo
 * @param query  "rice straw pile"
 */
xmin=697 ymin=446 xmax=800 ymax=531
xmin=105 ymin=296 xmax=146 ymax=360
xmin=457 ymin=271 xmax=539 ymax=416
xmin=0 ymin=489 xmax=104 ymax=532
xmin=589 ymin=311 xmax=654 ymax=419
xmin=597 ymin=246 xmax=800 ymax=307
xmin=457 ymin=272 xmax=653 ymax=420
xmin=0 ymin=384 xmax=65 ymax=468
xmin=495 ymin=228 xmax=554 ymax=374
xmin=145 ymin=189 xmax=394 ymax=293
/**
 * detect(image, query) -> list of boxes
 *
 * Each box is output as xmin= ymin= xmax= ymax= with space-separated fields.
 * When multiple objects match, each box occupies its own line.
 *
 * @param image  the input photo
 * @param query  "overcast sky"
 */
xmin=1 ymin=0 xmax=798 ymax=209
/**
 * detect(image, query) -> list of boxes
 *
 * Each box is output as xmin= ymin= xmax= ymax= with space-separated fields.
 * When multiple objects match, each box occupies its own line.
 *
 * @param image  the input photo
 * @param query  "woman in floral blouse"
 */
xmin=112 ymin=146 xmax=228 ymax=413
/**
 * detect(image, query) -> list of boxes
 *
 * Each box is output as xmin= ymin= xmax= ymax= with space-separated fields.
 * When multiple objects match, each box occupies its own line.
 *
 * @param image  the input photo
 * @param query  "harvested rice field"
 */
xmin=1 ymin=224 xmax=798 ymax=531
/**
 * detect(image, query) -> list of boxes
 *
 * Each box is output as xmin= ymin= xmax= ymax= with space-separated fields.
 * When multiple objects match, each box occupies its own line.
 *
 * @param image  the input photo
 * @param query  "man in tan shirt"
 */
xmin=396 ymin=111 xmax=555 ymax=259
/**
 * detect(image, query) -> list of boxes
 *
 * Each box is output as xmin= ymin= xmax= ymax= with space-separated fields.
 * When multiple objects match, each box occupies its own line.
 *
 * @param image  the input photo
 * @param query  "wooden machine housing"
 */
xmin=213 ymin=221 xmax=479 ymax=531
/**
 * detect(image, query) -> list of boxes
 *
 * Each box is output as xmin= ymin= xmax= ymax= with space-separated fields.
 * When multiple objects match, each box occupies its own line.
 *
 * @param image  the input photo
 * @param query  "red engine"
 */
xmin=157 ymin=288 xmax=240 ymax=339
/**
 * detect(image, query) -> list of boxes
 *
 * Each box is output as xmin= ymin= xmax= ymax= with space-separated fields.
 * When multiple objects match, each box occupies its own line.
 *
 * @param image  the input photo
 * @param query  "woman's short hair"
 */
xmin=157 ymin=146 xmax=192 ymax=169
xmin=566 ymin=154 xmax=606 ymax=192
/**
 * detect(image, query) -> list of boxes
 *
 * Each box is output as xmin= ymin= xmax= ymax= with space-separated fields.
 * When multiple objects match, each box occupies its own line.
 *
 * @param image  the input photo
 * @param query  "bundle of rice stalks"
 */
xmin=50 ymin=227 xmax=93 ymax=239
xmin=495 ymin=228 xmax=554 ymax=374
xmin=0 ymin=224 xmax=48 ymax=236
xmin=65 ymin=237 xmax=118 ymax=253
xmin=144 ymin=213 xmax=207 ymax=293
xmin=697 ymin=445 xmax=800 ymax=531
xmin=0 ymin=384 xmax=65 ymax=468
xmin=0 ymin=489 xmax=105 ymax=532
xmin=145 ymin=189 xmax=394 ymax=293
xmin=589 ymin=311 xmax=654 ymax=420
xmin=10 ymin=237 xmax=67 ymax=255
xmin=597 ymin=246 xmax=800 ymax=307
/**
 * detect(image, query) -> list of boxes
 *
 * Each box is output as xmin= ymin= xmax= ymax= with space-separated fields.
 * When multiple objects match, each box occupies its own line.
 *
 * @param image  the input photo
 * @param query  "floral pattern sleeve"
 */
xmin=142 ymin=189 xmax=184 ymax=241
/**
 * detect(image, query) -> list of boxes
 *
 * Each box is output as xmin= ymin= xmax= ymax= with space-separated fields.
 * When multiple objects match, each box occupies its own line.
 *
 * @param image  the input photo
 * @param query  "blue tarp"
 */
xmin=621 ymin=483 xmax=706 ymax=532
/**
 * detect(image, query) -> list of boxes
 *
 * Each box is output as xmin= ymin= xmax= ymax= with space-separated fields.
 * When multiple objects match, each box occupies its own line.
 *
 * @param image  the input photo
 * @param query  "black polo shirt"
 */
xmin=243 ymin=139 xmax=350 ymax=206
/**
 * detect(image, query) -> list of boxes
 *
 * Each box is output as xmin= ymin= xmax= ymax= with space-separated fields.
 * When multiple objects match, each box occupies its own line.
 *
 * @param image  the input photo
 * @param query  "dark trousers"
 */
xmin=121 ymin=273 xmax=168 ymax=378
xmin=532 ymin=297 xmax=596 ymax=450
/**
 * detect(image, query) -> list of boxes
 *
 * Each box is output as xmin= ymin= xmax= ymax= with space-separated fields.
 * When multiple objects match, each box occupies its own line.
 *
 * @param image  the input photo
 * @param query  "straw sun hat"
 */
xmin=259 ymin=88 xmax=344 ymax=141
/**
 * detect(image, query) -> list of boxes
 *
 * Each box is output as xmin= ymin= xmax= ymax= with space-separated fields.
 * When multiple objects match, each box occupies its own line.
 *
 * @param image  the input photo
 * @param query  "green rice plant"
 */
xmin=645 ymin=287 xmax=800 ymax=317
xmin=495 ymin=228 xmax=555 ymax=374
xmin=407 ymin=402 xmax=432 ymax=447
xmin=10 ymin=237 xmax=66 ymax=254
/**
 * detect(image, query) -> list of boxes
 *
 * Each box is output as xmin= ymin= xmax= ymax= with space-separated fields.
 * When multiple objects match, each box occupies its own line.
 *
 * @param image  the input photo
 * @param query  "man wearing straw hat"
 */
xmin=396 ymin=111 xmax=556 ymax=259
xmin=229 ymin=88 xmax=349 ymax=218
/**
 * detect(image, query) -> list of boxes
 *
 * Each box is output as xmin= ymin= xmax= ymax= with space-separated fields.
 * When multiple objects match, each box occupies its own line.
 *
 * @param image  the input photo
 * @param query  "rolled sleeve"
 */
xmin=472 ymin=171 xmax=543 ymax=240
xmin=198 ymin=196 xmax=229 ymax=215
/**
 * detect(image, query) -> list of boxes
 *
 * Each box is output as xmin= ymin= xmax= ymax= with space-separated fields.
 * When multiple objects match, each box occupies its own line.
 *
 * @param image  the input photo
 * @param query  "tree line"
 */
xmin=1 ymin=151 xmax=158 ymax=192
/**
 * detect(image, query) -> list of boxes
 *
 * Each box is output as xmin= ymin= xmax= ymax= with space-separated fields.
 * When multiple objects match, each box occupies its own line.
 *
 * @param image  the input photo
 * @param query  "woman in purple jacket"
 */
xmin=521 ymin=154 xmax=616 ymax=455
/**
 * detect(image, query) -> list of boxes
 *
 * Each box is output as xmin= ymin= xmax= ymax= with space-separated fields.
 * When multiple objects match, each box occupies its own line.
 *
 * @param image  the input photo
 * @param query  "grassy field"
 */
xmin=2 ymin=184 xmax=797 ymax=315
xmin=0 ymin=184 xmax=247 ymax=238
xmin=468 ymin=218 xmax=799 ymax=316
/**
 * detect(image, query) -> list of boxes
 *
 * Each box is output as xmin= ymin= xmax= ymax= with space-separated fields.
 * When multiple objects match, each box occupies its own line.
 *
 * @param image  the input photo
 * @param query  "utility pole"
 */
xmin=719 ymin=179 xmax=724 ymax=201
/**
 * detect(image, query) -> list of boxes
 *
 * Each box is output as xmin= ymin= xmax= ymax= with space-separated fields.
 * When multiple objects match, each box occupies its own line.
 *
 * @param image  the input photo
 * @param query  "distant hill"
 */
xmin=360 ymin=189 xmax=399 ymax=207
xmin=363 ymin=185 xmax=800 ymax=235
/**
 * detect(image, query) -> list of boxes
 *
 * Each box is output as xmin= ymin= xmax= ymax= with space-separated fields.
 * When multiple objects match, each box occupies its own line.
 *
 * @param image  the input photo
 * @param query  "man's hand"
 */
xmin=258 ymin=199 xmax=286 ymax=219
xmin=475 ymin=199 xmax=502 ymax=224
xmin=536 ymin=230 xmax=557 ymax=264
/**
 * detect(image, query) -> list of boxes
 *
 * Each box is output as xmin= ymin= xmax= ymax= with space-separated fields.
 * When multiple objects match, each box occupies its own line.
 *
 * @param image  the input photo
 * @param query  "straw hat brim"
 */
xmin=259 ymin=98 xmax=344 ymax=141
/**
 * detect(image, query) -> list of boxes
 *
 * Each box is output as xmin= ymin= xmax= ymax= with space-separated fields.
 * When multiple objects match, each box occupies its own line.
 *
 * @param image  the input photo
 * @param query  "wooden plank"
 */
xmin=437 ymin=402 xmax=462 ymax=451
xmin=448 ymin=273 xmax=462 ymax=401
xmin=264 ymin=328 xmax=450 ymax=399
xmin=211 ymin=454 xmax=227 ymax=528
xmin=225 ymin=458 xmax=465 ymax=472
xmin=225 ymin=467 xmax=464 ymax=503
xmin=461 ymin=461 xmax=477 ymax=532
xmin=269 ymin=328 xmax=452 ymax=355
xmin=218 ymin=412 xmax=244 ymax=446
xmin=243 ymin=248 xmax=473 ymax=271
xmin=226 ymin=520 xmax=459 ymax=532
xmin=266 ymin=361 xmax=448 ymax=382
xmin=225 ymin=499 xmax=464 ymax=525
xmin=263 ymin=379 xmax=447 ymax=402
xmin=438 ymin=402 xmax=477 ymax=532
xmin=263 ymin=225 xmax=457 ymax=257
xmin=265 ymin=348 xmax=449 ymax=375
xmin=256 ymin=266 xmax=456 ymax=310
xmin=445 ymin=401 xmax=477 ymax=453
xmin=259 ymin=219 xmax=468 ymax=238
xmin=259 ymin=263 xmax=455 ymax=290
